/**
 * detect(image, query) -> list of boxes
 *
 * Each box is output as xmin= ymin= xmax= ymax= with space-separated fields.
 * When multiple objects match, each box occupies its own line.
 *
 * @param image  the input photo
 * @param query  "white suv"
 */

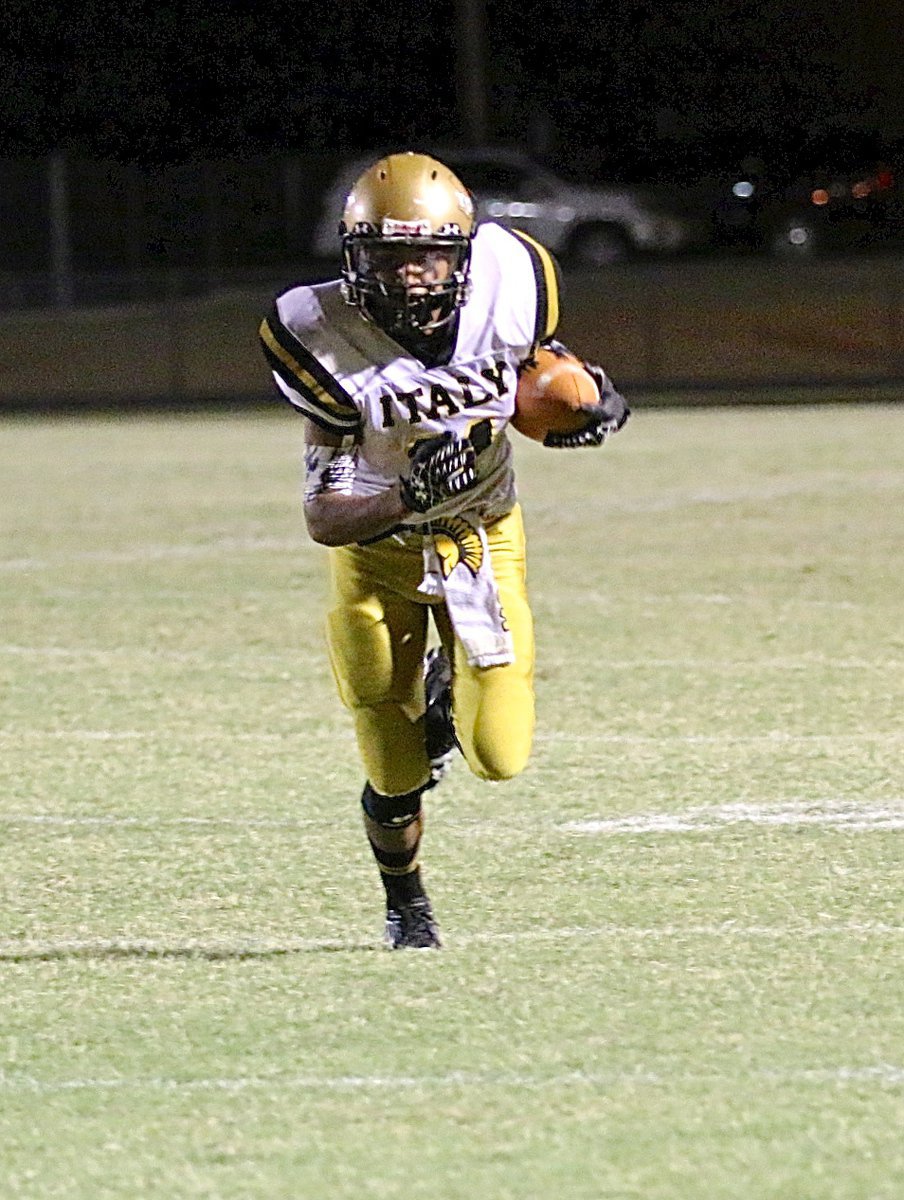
xmin=311 ymin=146 xmax=692 ymax=266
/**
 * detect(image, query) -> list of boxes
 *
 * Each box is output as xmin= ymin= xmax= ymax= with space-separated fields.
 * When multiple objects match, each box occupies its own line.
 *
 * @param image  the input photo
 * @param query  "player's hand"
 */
xmin=543 ymin=362 xmax=630 ymax=448
xmin=400 ymin=432 xmax=478 ymax=513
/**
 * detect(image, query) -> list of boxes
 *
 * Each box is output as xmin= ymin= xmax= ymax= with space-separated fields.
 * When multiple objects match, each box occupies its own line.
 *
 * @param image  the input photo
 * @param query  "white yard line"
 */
xmin=0 ymin=814 xmax=318 ymax=829
xmin=708 ymin=658 xmax=898 ymax=672
xmin=637 ymin=593 xmax=865 ymax=610
xmin=0 ymin=728 xmax=899 ymax=747
xmin=536 ymin=731 xmax=904 ymax=745
xmin=0 ymin=1062 xmax=901 ymax=1096
xmin=575 ymin=472 xmax=904 ymax=514
xmin=562 ymin=799 xmax=904 ymax=834
xmin=0 ymin=645 xmax=300 ymax=666
xmin=456 ymin=922 xmax=904 ymax=943
xmin=0 ymin=536 xmax=307 ymax=573
xmin=0 ymin=728 xmax=304 ymax=741
xmin=2 ymin=798 xmax=902 ymax=835
xmin=576 ymin=656 xmax=904 ymax=672
xmin=3 ymin=644 xmax=900 ymax=674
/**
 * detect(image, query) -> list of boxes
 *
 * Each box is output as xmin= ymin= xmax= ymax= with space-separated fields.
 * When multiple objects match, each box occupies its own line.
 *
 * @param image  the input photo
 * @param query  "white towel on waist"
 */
xmin=417 ymin=517 xmax=515 ymax=668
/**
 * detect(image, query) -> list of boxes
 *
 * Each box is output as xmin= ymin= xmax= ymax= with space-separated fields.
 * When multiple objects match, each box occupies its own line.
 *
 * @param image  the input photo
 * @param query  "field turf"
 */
xmin=1 ymin=401 xmax=902 ymax=1198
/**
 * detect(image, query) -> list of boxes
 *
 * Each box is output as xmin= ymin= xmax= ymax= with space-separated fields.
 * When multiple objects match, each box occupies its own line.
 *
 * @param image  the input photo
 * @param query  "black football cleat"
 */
xmin=384 ymin=895 xmax=442 ymax=949
xmin=424 ymin=647 xmax=460 ymax=784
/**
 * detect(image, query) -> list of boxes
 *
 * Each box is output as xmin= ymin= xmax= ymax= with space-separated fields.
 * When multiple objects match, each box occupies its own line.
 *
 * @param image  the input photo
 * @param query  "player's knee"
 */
xmin=467 ymin=738 xmax=531 ymax=783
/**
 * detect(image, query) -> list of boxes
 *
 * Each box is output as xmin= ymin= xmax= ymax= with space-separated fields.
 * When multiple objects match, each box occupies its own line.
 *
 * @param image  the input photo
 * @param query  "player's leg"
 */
xmin=326 ymin=541 xmax=433 ymax=794
xmin=442 ymin=505 xmax=536 ymax=782
xmin=326 ymin=540 xmax=441 ymax=946
xmin=360 ymin=780 xmax=440 ymax=948
xmin=424 ymin=642 xmax=460 ymax=783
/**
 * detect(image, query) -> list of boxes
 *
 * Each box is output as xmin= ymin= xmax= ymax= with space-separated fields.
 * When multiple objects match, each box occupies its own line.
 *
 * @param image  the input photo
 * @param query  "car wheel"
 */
xmin=569 ymin=224 xmax=632 ymax=267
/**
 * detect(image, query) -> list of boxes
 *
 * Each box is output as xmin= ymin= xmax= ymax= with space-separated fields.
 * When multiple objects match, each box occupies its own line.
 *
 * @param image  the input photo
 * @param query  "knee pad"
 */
xmin=361 ymin=782 xmax=423 ymax=828
xmin=465 ymin=727 xmax=532 ymax=782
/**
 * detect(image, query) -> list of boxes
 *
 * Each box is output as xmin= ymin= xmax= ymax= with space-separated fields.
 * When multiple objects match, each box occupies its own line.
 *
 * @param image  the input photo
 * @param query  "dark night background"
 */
xmin=3 ymin=0 xmax=901 ymax=178
xmin=1 ymin=2 xmax=903 ymax=400
xmin=2 ymin=0 xmax=903 ymax=284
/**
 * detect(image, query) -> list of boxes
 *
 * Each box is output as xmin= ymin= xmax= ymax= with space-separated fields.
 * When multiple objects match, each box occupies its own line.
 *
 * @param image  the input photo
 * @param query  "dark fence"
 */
xmin=0 ymin=154 xmax=342 ymax=284
xmin=1 ymin=155 xmax=903 ymax=407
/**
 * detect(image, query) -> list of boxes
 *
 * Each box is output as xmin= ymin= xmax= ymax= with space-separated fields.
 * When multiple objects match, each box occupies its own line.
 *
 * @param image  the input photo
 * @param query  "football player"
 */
xmin=260 ymin=152 xmax=628 ymax=948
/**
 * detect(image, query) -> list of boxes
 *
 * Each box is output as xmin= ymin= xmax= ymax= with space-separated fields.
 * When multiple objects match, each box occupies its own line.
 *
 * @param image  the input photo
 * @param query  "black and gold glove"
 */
xmin=400 ymin=432 xmax=478 ymax=513
xmin=543 ymin=363 xmax=630 ymax=448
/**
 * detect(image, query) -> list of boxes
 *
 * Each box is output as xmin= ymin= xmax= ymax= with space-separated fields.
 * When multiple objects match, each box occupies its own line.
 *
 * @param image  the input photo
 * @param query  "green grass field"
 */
xmin=1 ymin=402 xmax=902 ymax=1198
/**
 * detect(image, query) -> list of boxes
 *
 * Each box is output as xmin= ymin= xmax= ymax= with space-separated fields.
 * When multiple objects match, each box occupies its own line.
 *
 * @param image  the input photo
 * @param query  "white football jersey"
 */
xmin=260 ymin=222 xmax=561 ymax=523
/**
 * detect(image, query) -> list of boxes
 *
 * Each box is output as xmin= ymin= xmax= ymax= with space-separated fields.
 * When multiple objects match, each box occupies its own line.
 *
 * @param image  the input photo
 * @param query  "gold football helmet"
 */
xmin=339 ymin=152 xmax=476 ymax=337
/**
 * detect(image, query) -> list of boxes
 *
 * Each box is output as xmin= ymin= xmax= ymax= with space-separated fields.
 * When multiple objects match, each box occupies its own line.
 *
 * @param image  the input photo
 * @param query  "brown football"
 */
xmin=511 ymin=347 xmax=599 ymax=442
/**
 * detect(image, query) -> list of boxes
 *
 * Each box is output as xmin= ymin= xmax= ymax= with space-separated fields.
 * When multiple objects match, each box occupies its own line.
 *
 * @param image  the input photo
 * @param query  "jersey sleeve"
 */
xmin=507 ymin=229 xmax=562 ymax=344
xmin=259 ymin=301 xmax=361 ymax=436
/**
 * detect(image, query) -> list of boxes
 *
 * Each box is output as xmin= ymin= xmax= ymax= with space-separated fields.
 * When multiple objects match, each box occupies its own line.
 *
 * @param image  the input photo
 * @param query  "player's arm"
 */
xmin=302 ymin=422 xmax=410 ymax=546
xmin=504 ymin=229 xmax=629 ymax=449
xmin=259 ymin=304 xmax=410 ymax=545
xmin=303 ymin=424 xmax=479 ymax=546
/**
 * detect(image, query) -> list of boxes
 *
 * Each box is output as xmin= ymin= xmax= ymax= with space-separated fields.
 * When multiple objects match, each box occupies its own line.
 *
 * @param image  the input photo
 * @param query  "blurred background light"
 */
xmin=732 ymin=180 xmax=756 ymax=199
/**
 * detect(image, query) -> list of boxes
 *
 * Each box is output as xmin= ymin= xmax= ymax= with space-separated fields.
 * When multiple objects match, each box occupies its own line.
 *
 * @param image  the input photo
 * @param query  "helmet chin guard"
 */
xmin=340 ymin=239 xmax=472 ymax=336
xmin=338 ymin=152 xmax=476 ymax=337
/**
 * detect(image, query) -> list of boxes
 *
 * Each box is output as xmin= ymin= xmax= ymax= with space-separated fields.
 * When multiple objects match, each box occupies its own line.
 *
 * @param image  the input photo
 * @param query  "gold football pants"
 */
xmin=326 ymin=505 xmax=535 ymax=796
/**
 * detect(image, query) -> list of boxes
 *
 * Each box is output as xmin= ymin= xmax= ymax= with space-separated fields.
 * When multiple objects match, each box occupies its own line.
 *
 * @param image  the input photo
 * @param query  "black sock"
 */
xmin=382 ymin=866 xmax=427 ymax=910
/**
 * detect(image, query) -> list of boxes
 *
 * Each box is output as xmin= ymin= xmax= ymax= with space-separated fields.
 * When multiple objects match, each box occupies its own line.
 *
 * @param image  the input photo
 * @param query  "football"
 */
xmin=511 ymin=347 xmax=599 ymax=442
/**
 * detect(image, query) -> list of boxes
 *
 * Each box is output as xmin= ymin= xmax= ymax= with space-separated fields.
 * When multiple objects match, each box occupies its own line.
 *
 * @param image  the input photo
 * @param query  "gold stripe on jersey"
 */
xmin=508 ymin=229 xmax=561 ymax=342
xmin=259 ymin=311 xmax=360 ymax=433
